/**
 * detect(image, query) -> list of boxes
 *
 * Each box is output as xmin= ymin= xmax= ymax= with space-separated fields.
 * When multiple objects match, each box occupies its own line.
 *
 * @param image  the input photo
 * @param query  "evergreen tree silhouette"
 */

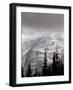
xmin=37 ymin=71 xmax=40 ymax=76
xmin=42 ymin=49 xmax=47 ymax=76
xmin=33 ymin=69 xmax=40 ymax=77
xmin=26 ymin=63 xmax=32 ymax=77
xmin=52 ymin=52 xmax=62 ymax=75
xmin=21 ymin=66 xmax=24 ymax=77
xmin=33 ymin=69 xmax=38 ymax=76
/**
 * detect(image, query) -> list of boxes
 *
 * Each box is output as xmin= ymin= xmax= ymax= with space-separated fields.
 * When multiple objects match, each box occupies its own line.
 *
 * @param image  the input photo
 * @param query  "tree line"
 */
xmin=22 ymin=49 xmax=64 ymax=77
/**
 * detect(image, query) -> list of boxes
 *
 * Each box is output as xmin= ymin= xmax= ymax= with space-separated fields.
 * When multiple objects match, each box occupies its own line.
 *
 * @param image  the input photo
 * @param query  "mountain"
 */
xmin=22 ymin=32 xmax=64 ymax=76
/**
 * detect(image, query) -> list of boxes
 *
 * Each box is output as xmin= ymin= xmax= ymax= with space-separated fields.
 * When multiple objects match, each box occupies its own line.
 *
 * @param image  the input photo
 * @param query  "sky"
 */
xmin=21 ymin=12 xmax=64 ymax=31
xmin=21 ymin=12 xmax=64 ymax=41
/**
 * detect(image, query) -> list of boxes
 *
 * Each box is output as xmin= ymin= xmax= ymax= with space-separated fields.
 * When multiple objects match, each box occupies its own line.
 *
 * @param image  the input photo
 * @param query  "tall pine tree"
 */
xmin=21 ymin=66 xmax=24 ymax=77
xmin=42 ymin=49 xmax=47 ymax=76
xmin=33 ymin=69 xmax=38 ymax=76
xmin=26 ymin=63 xmax=32 ymax=77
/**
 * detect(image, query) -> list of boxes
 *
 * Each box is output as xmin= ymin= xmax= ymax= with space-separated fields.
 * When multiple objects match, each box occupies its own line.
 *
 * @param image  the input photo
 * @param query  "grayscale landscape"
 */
xmin=21 ymin=13 xmax=64 ymax=77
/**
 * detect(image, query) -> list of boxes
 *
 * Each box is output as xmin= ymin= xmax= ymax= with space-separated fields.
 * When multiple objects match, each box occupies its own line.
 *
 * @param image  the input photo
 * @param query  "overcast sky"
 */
xmin=22 ymin=12 xmax=64 ymax=31
xmin=21 ymin=12 xmax=64 ymax=41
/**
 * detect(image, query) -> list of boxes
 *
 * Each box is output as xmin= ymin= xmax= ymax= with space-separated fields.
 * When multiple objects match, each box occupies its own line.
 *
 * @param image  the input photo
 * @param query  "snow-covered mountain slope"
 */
xmin=22 ymin=32 xmax=64 ymax=76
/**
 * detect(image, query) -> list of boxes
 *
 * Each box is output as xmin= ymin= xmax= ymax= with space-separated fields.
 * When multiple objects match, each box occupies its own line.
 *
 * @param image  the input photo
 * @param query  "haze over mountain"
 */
xmin=22 ymin=32 xmax=64 ymax=57
xmin=21 ymin=32 xmax=64 ymax=76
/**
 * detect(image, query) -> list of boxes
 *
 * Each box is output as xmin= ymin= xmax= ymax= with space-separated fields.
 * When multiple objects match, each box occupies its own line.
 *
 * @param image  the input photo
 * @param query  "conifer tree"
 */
xmin=33 ymin=69 xmax=38 ymax=76
xmin=42 ymin=49 xmax=47 ymax=76
xmin=21 ymin=66 xmax=24 ymax=77
xmin=26 ymin=63 xmax=32 ymax=77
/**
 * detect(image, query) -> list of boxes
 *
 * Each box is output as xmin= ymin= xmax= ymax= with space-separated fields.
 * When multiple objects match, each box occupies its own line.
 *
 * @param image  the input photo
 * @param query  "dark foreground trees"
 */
xmin=21 ymin=66 xmax=25 ymax=77
xmin=22 ymin=50 xmax=64 ymax=77
xmin=26 ymin=63 xmax=32 ymax=77
xmin=41 ymin=50 xmax=64 ymax=76
xmin=42 ymin=49 xmax=48 ymax=76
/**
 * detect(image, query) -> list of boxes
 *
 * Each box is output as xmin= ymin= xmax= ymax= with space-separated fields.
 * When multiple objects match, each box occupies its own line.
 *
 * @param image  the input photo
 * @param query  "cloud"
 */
xmin=21 ymin=12 xmax=64 ymax=32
